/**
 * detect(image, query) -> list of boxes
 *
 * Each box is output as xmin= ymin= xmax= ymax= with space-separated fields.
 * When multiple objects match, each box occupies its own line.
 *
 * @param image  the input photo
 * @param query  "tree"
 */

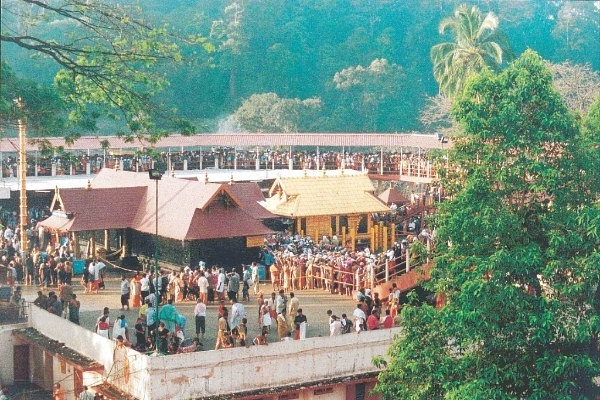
xmin=418 ymin=93 xmax=454 ymax=133
xmin=430 ymin=4 xmax=512 ymax=98
xmin=332 ymin=58 xmax=406 ymax=132
xmin=0 ymin=62 xmax=66 ymax=136
xmin=1 ymin=0 xmax=209 ymax=141
xmin=548 ymin=61 xmax=600 ymax=116
xmin=374 ymin=50 xmax=600 ymax=399
xmin=233 ymin=92 xmax=321 ymax=133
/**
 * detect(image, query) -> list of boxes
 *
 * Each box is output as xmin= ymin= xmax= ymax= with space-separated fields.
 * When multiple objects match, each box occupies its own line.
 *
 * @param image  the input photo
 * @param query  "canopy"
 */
xmin=378 ymin=187 xmax=410 ymax=205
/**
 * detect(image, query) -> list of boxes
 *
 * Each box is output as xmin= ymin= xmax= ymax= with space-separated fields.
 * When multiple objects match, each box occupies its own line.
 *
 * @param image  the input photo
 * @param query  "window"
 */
xmin=358 ymin=214 xmax=368 ymax=234
xmin=314 ymin=387 xmax=334 ymax=395
xmin=279 ymin=393 xmax=299 ymax=400
xmin=355 ymin=383 xmax=365 ymax=400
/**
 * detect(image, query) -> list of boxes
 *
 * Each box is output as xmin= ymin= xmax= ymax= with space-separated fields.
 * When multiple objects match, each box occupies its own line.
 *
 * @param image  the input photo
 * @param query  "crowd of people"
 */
xmin=1 ymin=148 xmax=436 ymax=179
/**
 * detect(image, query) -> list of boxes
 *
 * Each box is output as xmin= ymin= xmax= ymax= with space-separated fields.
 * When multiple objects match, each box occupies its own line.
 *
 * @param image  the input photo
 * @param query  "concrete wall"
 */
xmin=28 ymin=306 xmax=149 ymax=399
xmin=27 ymin=306 xmax=399 ymax=399
xmin=0 ymin=322 xmax=27 ymax=386
xmin=142 ymin=328 xmax=400 ymax=399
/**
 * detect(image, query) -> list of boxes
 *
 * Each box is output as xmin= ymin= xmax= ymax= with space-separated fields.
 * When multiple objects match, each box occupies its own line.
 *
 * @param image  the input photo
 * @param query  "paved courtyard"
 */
xmin=19 ymin=268 xmax=361 ymax=352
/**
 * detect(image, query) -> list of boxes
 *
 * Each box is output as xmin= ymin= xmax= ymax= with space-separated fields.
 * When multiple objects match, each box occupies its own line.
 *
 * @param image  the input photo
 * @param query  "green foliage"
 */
xmin=233 ymin=93 xmax=321 ymax=133
xmin=1 ymin=1 xmax=599 ymax=136
xmin=431 ymin=4 xmax=512 ymax=98
xmin=0 ymin=62 xmax=66 ymax=136
xmin=1 ymin=0 xmax=209 ymax=140
xmin=374 ymin=50 xmax=600 ymax=399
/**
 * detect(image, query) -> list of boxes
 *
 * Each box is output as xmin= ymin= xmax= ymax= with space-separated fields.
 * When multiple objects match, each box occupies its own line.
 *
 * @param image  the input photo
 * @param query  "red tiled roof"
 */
xmin=54 ymin=169 xmax=275 ymax=241
xmin=39 ymin=186 xmax=145 ymax=232
xmin=186 ymin=204 xmax=274 ymax=240
xmin=378 ymin=187 xmax=410 ymax=205
xmin=223 ymin=182 xmax=276 ymax=220
xmin=1 ymin=133 xmax=450 ymax=152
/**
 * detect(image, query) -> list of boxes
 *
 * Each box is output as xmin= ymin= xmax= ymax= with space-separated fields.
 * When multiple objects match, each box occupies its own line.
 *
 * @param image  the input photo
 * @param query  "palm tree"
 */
xmin=431 ymin=4 xmax=511 ymax=98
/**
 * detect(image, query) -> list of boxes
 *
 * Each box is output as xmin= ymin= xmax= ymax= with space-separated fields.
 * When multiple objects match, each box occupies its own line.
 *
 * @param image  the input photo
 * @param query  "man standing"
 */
xmin=197 ymin=271 xmax=209 ymax=305
xmin=140 ymin=273 xmax=150 ymax=301
xmin=275 ymin=289 xmax=287 ymax=315
xmin=68 ymin=294 xmax=80 ymax=325
xmin=158 ymin=299 xmax=179 ymax=332
xmin=216 ymin=268 xmax=226 ymax=301
xmin=120 ymin=275 xmax=131 ymax=311
xmin=352 ymin=303 xmax=367 ymax=333
xmin=113 ymin=314 xmax=129 ymax=342
xmin=287 ymin=292 xmax=300 ymax=330
xmin=242 ymin=265 xmax=252 ymax=302
xmin=87 ymin=258 xmax=105 ymax=294
xmin=293 ymin=308 xmax=307 ymax=340
xmin=251 ymin=262 xmax=260 ymax=294
xmin=229 ymin=299 xmax=246 ymax=331
xmin=227 ymin=268 xmax=240 ymax=302
xmin=330 ymin=315 xmax=342 ymax=336
xmin=194 ymin=297 xmax=207 ymax=340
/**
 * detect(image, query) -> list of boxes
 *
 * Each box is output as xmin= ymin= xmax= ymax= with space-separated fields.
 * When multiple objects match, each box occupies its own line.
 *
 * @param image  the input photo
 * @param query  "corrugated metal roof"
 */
xmin=1 ymin=133 xmax=450 ymax=152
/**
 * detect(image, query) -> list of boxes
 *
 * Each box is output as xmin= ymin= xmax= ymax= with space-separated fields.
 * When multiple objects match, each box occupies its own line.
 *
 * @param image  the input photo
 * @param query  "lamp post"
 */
xmin=148 ymin=168 xmax=162 ymax=353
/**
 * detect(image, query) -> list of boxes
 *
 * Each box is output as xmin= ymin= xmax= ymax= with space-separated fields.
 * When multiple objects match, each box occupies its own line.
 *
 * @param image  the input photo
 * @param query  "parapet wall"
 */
xmin=144 ymin=328 xmax=400 ymax=399
xmin=27 ymin=306 xmax=399 ymax=399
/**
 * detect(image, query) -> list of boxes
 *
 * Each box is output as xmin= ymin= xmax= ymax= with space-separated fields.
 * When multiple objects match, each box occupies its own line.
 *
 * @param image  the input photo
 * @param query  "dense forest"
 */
xmin=1 ymin=0 xmax=599 ymax=137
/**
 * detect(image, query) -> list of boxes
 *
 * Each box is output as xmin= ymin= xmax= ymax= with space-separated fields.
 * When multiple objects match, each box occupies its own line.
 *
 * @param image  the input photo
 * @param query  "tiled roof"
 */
xmin=1 ymin=133 xmax=450 ymax=152
xmin=224 ymin=182 xmax=276 ymax=220
xmin=378 ymin=187 xmax=410 ymax=205
xmin=186 ymin=204 xmax=274 ymax=240
xmin=13 ymin=328 xmax=104 ymax=372
xmin=38 ymin=169 xmax=274 ymax=241
xmin=61 ymin=186 xmax=145 ymax=231
xmin=260 ymin=174 xmax=390 ymax=217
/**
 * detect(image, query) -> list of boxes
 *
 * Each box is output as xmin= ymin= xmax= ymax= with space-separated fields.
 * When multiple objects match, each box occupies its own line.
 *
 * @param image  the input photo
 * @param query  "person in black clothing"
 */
xmin=293 ymin=308 xmax=307 ymax=340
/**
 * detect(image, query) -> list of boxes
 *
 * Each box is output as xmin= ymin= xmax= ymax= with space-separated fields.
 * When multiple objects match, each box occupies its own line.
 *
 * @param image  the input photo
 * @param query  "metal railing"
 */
xmin=0 ymin=300 xmax=30 ymax=325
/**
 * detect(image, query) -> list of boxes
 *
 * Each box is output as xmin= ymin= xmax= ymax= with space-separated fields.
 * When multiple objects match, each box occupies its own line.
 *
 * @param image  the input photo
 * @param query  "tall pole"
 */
xmin=15 ymin=98 xmax=28 ymax=256
xmin=148 ymin=168 xmax=162 ymax=353
xmin=154 ymin=177 xmax=159 ymax=353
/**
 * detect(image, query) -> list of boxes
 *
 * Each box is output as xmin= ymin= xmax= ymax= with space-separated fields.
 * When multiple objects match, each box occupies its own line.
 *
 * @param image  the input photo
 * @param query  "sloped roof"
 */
xmin=225 ymin=182 xmax=276 ymax=220
xmin=38 ymin=169 xmax=273 ymax=241
xmin=2 ymin=133 xmax=451 ymax=152
xmin=186 ymin=203 xmax=274 ymax=240
xmin=378 ymin=187 xmax=410 ymax=205
xmin=38 ymin=186 xmax=145 ymax=232
xmin=260 ymin=174 xmax=390 ymax=217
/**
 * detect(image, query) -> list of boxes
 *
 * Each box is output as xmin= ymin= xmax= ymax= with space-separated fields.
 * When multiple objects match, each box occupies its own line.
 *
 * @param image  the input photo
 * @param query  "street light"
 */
xmin=148 ymin=168 xmax=162 ymax=353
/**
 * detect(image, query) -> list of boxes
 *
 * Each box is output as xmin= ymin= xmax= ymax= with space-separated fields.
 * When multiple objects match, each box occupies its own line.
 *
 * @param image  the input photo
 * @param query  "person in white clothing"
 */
xmin=197 ymin=272 xmax=209 ymax=304
xmin=352 ymin=303 xmax=367 ymax=333
xmin=330 ymin=315 xmax=342 ymax=336
xmin=251 ymin=262 xmax=260 ymax=294
xmin=113 ymin=314 xmax=129 ymax=341
xmin=216 ymin=268 xmax=226 ymax=301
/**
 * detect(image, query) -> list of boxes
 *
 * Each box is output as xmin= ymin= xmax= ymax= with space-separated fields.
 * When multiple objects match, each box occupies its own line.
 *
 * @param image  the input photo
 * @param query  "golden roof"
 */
xmin=261 ymin=173 xmax=390 ymax=217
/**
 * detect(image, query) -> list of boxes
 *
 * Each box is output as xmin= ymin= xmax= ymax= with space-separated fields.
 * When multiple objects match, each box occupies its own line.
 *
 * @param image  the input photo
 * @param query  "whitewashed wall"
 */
xmin=0 ymin=322 xmax=26 ymax=386
xmin=27 ymin=306 xmax=399 ymax=399
xmin=142 ymin=328 xmax=400 ymax=399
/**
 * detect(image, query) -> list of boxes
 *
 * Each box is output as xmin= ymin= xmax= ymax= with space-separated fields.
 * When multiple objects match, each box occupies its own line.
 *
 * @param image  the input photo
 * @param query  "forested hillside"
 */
xmin=1 ymin=0 xmax=598 ymax=136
